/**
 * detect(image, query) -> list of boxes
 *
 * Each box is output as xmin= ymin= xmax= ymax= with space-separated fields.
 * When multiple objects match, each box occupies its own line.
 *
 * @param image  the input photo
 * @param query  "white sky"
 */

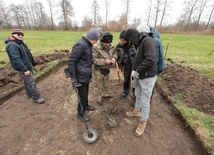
xmin=4 ymin=0 xmax=185 ymax=26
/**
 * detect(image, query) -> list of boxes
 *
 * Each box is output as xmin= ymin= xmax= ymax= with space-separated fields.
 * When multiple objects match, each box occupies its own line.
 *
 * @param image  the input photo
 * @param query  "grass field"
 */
xmin=0 ymin=30 xmax=214 ymax=77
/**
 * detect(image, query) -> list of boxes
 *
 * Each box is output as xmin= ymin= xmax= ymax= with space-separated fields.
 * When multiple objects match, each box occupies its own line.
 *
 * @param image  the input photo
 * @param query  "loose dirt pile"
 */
xmin=159 ymin=63 xmax=214 ymax=115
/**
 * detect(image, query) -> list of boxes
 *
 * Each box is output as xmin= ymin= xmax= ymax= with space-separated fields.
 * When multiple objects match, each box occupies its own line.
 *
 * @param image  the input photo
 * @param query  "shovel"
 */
xmin=101 ymin=109 xmax=118 ymax=127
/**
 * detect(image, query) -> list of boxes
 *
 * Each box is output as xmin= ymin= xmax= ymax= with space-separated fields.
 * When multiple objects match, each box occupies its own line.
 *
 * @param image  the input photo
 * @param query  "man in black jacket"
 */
xmin=124 ymin=28 xmax=157 ymax=137
xmin=5 ymin=29 xmax=45 ymax=104
xmin=116 ymin=30 xmax=136 ymax=99
xmin=68 ymin=28 xmax=100 ymax=122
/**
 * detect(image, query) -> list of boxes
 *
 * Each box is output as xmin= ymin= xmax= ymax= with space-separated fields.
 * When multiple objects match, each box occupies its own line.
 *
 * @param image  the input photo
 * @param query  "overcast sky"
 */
xmin=4 ymin=0 xmax=186 ymax=26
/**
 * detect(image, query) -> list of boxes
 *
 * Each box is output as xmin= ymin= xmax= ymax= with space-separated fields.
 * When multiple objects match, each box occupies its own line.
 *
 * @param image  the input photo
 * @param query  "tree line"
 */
xmin=0 ymin=0 xmax=213 ymax=33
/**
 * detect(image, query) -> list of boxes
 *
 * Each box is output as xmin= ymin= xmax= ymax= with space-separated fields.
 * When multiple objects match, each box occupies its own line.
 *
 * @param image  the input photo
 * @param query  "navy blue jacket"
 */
xmin=68 ymin=36 xmax=93 ymax=83
xmin=5 ymin=36 xmax=33 ymax=72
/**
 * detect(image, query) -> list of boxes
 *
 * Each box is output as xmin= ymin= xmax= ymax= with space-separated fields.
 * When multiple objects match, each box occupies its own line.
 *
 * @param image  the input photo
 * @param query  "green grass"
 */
xmin=160 ymin=34 xmax=214 ymax=77
xmin=173 ymin=94 xmax=214 ymax=154
xmin=1 ymin=30 xmax=213 ymax=76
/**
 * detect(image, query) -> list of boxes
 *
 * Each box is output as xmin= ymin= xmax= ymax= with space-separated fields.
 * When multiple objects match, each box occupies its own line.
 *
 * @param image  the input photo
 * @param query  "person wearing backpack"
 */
xmin=124 ymin=28 xmax=157 ymax=137
xmin=137 ymin=24 xmax=164 ymax=75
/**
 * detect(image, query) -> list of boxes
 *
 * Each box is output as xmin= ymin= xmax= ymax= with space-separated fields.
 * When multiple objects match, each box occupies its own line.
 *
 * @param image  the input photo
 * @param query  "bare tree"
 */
xmin=59 ymin=0 xmax=75 ymax=30
xmin=47 ymin=0 xmax=55 ymax=30
xmin=81 ymin=16 xmax=93 ymax=29
xmin=122 ymin=0 xmax=131 ymax=29
xmin=195 ymin=0 xmax=208 ymax=30
xmin=91 ymin=0 xmax=100 ymax=27
xmin=10 ymin=4 xmax=23 ymax=28
xmin=146 ymin=0 xmax=153 ymax=26
xmin=0 ymin=2 xmax=11 ymax=28
xmin=184 ymin=0 xmax=198 ymax=31
xmin=159 ymin=0 xmax=172 ymax=27
xmin=154 ymin=0 xmax=162 ymax=27
xmin=205 ymin=3 xmax=214 ymax=29
xmin=104 ymin=0 xmax=110 ymax=28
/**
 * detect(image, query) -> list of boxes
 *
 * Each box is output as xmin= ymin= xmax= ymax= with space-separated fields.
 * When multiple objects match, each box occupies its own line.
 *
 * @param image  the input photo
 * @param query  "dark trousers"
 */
xmin=123 ymin=64 xmax=134 ymax=95
xmin=20 ymin=71 xmax=40 ymax=100
xmin=77 ymin=82 xmax=89 ymax=115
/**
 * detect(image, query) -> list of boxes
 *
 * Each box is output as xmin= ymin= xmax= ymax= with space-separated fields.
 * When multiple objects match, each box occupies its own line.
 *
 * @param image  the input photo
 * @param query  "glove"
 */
xmin=133 ymin=71 xmax=139 ymax=79
xmin=131 ymin=78 xmax=138 ymax=88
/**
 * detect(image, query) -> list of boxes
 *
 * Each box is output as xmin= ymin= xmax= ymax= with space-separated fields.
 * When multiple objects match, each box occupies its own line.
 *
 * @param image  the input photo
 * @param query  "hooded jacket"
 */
xmin=5 ymin=36 xmax=34 ymax=72
xmin=124 ymin=29 xmax=157 ymax=79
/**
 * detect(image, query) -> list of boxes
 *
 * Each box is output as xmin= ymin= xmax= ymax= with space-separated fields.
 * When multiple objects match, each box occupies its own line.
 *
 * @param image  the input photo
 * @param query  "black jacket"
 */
xmin=133 ymin=32 xmax=157 ymax=79
xmin=68 ymin=36 xmax=93 ymax=83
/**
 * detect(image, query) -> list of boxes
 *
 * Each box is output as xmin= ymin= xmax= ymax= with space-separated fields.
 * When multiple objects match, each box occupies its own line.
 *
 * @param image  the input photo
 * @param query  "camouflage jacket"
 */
xmin=93 ymin=40 xmax=118 ymax=70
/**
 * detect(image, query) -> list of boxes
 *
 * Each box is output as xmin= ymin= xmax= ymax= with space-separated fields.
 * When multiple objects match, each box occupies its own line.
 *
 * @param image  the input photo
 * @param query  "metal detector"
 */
xmin=73 ymin=83 xmax=98 ymax=143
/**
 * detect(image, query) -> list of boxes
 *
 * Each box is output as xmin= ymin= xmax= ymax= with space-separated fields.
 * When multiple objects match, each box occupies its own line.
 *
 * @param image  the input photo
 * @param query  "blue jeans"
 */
xmin=20 ymin=71 xmax=40 ymax=100
xmin=134 ymin=76 xmax=157 ymax=121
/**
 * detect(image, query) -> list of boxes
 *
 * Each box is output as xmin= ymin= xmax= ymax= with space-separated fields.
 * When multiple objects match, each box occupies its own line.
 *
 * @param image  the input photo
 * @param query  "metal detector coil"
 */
xmin=74 ymin=83 xmax=98 ymax=144
xmin=83 ymin=128 xmax=98 ymax=144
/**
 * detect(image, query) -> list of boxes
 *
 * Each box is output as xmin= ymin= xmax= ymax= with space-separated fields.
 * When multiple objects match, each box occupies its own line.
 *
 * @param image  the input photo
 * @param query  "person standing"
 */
xmin=92 ymin=32 xmax=118 ymax=105
xmin=68 ymin=28 xmax=99 ymax=122
xmin=5 ymin=29 xmax=45 ymax=104
xmin=116 ymin=30 xmax=136 ymax=99
xmin=124 ymin=28 xmax=157 ymax=137
xmin=136 ymin=24 xmax=164 ymax=75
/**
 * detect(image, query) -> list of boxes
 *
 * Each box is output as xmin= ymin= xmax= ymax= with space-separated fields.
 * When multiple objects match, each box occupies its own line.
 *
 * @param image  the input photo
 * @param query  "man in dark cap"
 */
xmin=116 ymin=30 xmax=136 ymax=99
xmin=92 ymin=32 xmax=118 ymax=105
xmin=5 ymin=29 xmax=45 ymax=104
xmin=124 ymin=28 xmax=157 ymax=137
xmin=68 ymin=28 xmax=100 ymax=122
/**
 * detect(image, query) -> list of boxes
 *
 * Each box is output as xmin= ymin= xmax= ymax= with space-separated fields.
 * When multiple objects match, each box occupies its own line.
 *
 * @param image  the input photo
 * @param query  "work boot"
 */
xmin=77 ymin=114 xmax=90 ymax=122
xmin=125 ymin=109 xmax=141 ymax=117
xmin=120 ymin=93 xmax=128 ymax=99
xmin=135 ymin=121 xmax=147 ymax=137
xmin=85 ymin=105 xmax=95 ymax=111
xmin=33 ymin=98 xmax=45 ymax=104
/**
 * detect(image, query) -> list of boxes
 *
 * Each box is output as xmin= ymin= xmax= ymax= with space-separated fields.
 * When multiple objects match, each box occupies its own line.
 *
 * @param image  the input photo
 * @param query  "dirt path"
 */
xmin=0 ymin=65 xmax=206 ymax=155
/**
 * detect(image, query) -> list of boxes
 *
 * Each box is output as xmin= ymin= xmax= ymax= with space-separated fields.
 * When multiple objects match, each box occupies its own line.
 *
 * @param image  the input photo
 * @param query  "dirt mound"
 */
xmin=159 ymin=63 xmax=214 ymax=114
xmin=0 ymin=50 xmax=69 ymax=99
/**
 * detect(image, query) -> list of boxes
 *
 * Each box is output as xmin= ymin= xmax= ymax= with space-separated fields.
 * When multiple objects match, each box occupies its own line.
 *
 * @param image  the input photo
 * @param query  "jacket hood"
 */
xmin=124 ymin=29 xmax=140 ymax=46
xmin=4 ymin=36 xmax=21 ymax=44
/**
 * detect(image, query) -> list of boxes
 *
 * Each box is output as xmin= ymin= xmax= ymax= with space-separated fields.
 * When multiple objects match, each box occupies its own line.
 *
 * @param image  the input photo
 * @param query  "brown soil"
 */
xmin=0 ymin=55 xmax=213 ymax=155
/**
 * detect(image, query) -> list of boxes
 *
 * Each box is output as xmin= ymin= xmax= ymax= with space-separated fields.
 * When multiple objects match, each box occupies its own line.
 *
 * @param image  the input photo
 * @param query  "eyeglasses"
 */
xmin=17 ymin=33 xmax=24 ymax=36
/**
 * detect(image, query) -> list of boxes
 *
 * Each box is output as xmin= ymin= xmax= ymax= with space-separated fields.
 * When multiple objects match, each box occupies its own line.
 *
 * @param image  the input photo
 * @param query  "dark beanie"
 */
xmin=100 ymin=32 xmax=113 ymax=43
xmin=124 ymin=29 xmax=140 ymax=45
xmin=119 ymin=30 xmax=126 ymax=39
xmin=11 ymin=29 xmax=24 ymax=36
xmin=86 ymin=28 xmax=99 ymax=41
